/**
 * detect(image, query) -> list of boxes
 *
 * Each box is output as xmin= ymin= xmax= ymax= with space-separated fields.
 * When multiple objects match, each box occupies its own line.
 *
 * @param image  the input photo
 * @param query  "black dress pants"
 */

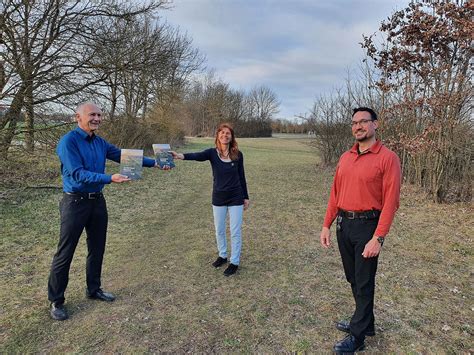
xmin=48 ymin=193 xmax=108 ymax=305
xmin=336 ymin=215 xmax=379 ymax=341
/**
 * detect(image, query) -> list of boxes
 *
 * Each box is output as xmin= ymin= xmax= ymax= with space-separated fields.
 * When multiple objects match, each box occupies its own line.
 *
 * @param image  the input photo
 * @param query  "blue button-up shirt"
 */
xmin=57 ymin=127 xmax=155 ymax=193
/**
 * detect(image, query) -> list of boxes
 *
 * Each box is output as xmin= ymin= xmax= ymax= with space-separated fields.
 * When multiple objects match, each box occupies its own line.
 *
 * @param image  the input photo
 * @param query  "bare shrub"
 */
xmin=361 ymin=0 xmax=473 ymax=202
xmin=307 ymin=94 xmax=354 ymax=165
xmin=99 ymin=114 xmax=184 ymax=151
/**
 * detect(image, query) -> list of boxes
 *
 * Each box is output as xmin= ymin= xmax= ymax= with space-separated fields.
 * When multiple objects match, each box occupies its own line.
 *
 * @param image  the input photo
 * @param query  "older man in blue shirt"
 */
xmin=48 ymin=102 xmax=161 ymax=321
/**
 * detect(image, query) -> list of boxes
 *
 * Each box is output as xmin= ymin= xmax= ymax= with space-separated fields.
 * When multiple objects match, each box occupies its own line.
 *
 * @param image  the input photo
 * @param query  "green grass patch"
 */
xmin=1 ymin=137 xmax=473 ymax=353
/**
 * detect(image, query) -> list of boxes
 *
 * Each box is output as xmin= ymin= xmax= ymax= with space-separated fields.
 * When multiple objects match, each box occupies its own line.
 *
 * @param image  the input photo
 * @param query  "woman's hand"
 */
xmin=244 ymin=199 xmax=250 ymax=210
xmin=170 ymin=151 xmax=184 ymax=160
xmin=155 ymin=162 xmax=172 ymax=170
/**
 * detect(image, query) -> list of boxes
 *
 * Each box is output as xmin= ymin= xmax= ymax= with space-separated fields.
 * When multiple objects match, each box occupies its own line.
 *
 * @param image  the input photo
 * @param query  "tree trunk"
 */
xmin=24 ymin=82 xmax=35 ymax=152
xmin=0 ymin=88 xmax=25 ymax=159
xmin=110 ymin=73 xmax=118 ymax=120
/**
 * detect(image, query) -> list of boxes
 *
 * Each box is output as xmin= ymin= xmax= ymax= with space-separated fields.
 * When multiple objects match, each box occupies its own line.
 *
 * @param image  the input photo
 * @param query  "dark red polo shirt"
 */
xmin=323 ymin=140 xmax=401 ymax=237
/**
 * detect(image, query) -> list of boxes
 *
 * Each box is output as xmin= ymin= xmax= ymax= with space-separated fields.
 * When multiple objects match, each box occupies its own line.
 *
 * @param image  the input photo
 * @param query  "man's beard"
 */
xmin=354 ymin=130 xmax=367 ymax=141
xmin=354 ymin=129 xmax=375 ymax=142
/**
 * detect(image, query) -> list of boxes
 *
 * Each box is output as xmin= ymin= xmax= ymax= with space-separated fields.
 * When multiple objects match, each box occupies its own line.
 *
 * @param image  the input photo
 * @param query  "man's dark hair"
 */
xmin=352 ymin=107 xmax=377 ymax=121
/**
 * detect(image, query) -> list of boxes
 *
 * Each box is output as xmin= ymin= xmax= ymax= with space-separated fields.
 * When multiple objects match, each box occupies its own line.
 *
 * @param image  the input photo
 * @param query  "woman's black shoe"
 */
xmin=212 ymin=257 xmax=228 ymax=268
xmin=223 ymin=263 xmax=238 ymax=276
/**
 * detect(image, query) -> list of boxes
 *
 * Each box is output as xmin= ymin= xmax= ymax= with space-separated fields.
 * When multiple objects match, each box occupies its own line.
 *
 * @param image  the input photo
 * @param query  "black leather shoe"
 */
xmin=50 ymin=303 xmax=68 ymax=321
xmin=212 ymin=257 xmax=228 ymax=268
xmin=86 ymin=289 xmax=115 ymax=302
xmin=336 ymin=320 xmax=375 ymax=336
xmin=223 ymin=263 xmax=238 ymax=276
xmin=333 ymin=335 xmax=365 ymax=354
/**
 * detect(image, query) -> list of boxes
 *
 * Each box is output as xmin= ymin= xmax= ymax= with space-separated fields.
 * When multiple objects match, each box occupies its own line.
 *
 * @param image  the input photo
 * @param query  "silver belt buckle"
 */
xmin=347 ymin=211 xmax=355 ymax=219
xmin=88 ymin=193 xmax=96 ymax=199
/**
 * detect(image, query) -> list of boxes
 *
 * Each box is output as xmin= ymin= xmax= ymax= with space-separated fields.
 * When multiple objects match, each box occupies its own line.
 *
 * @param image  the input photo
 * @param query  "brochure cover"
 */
xmin=152 ymin=144 xmax=175 ymax=168
xmin=120 ymin=149 xmax=143 ymax=180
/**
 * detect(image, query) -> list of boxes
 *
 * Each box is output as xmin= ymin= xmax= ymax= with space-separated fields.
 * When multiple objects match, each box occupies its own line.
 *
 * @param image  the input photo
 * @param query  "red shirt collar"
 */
xmin=350 ymin=139 xmax=382 ymax=154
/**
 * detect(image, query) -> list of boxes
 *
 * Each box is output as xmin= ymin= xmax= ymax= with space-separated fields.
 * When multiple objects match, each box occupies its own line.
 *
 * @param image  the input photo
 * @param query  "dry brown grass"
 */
xmin=0 ymin=136 xmax=472 ymax=353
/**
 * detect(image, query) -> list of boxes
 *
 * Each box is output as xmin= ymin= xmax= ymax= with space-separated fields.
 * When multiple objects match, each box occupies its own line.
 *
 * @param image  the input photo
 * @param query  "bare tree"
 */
xmin=361 ymin=0 xmax=473 ymax=202
xmin=247 ymin=85 xmax=280 ymax=121
xmin=90 ymin=14 xmax=203 ymax=123
xmin=177 ymin=74 xmax=278 ymax=137
xmin=0 ymin=0 xmax=167 ymax=158
xmin=307 ymin=90 xmax=354 ymax=165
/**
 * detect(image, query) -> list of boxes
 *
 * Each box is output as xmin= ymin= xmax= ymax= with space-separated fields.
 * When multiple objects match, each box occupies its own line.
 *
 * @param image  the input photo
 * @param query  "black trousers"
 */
xmin=336 ymin=215 xmax=379 ymax=341
xmin=48 ymin=193 xmax=108 ymax=305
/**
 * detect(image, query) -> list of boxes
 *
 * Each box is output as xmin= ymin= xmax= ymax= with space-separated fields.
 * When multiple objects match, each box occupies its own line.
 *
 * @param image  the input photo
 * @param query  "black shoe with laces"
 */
xmin=223 ymin=263 xmax=238 ymax=276
xmin=333 ymin=334 xmax=365 ymax=354
xmin=50 ymin=302 xmax=68 ymax=321
xmin=336 ymin=320 xmax=375 ymax=336
xmin=212 ymin=257 xmax=228 ymax=268
xmin=86 ymin=288 xmax=116 ymax=302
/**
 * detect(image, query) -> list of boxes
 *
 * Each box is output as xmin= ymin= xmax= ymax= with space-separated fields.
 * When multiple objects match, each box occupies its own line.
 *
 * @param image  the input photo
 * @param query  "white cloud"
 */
xmin=163 ymin=0 xmax=411 ymax=118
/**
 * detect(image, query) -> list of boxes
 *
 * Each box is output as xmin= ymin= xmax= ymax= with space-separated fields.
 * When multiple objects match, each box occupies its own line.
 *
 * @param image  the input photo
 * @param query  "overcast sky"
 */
xmin=161 ymin=0 xmax=410 ymax=119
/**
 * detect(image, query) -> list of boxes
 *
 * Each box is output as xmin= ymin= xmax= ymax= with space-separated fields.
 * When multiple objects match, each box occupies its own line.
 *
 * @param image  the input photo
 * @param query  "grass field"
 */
xmin=0 ymin=137 xmax=473 ymax=353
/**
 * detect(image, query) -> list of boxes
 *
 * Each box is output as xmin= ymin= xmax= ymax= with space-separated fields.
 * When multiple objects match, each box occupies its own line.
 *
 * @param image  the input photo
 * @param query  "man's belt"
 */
xmin=65 ymin=192 xmax=103 ymax=200
xmin=338 ymin=209 xmax=381 ymax=220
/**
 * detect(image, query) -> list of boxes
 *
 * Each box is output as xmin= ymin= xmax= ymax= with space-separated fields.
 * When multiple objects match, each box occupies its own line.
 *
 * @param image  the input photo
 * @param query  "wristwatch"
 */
xmin=376 ymin=236 xmax=385 ymax=246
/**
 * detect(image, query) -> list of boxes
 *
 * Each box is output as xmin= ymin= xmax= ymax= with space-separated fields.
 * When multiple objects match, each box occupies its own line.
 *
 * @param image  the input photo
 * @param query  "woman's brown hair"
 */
xmin=215 ymin=123 xmax=240 ymax=161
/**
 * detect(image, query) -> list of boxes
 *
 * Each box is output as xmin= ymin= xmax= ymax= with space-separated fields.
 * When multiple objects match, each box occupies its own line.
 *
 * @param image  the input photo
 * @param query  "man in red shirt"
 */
xmin=320 ymin=107 xmax=401 ymax=353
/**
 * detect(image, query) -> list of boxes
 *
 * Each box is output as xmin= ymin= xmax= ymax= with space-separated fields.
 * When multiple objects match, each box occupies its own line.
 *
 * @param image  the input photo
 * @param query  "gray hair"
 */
xmin=76 ymin=101 xmax=100 ymax=114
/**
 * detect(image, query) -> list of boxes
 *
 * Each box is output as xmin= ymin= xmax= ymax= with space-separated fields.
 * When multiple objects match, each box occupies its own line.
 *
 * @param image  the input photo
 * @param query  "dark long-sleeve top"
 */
xmin=57 ymin=127 xmax=155 ymax=193
xmin=183 ymin=148 xmax=249 ymax=206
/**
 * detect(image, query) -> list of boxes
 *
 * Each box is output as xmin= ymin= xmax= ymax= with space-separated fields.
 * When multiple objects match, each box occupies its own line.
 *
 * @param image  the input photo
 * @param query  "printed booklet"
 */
xmin=152 ymin=144 xmax=175 ymax=168
xmin=120 ymin=149 xmax=143 ymax=180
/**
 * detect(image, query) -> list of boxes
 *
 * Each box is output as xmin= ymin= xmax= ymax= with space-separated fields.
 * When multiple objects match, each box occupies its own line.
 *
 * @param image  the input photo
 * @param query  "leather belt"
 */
xmin=338 ymin=209 xmax=380 ymax=220
xmin=65 ymin=192 xmax=103 ymax=200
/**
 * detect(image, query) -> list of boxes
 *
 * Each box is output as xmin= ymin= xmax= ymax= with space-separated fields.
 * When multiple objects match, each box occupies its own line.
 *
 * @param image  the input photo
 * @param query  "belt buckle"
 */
xmin=88 ymin=193 xmax=96 ymax=200
xmin=347 ymin=211 xmax=355 ymax=219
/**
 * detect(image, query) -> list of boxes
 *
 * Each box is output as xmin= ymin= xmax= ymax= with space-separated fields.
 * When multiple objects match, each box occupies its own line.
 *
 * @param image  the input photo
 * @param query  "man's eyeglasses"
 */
xmin=350 ymin=119 xmax=373 ymax=127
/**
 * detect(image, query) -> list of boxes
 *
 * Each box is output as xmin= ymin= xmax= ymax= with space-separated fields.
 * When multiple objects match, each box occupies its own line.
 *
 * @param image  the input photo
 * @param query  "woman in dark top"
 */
xmin=171 ymin=123 xmax=249 ymax=276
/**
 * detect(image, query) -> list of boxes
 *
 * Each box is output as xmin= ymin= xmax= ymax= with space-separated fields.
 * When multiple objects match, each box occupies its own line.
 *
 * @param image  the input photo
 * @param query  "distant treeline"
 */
xmin=271 ymin=119 xmax=311 ymax=134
